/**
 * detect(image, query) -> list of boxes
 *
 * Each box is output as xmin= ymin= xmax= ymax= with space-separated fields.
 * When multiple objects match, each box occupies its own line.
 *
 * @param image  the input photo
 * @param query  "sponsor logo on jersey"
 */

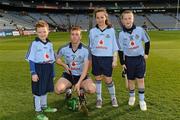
xmin=70 ymin=61 xmax=80 ymax=70
xmin=135 ymin=34 xmax=140 ymax=39
xmin=96 ymin=39 xmax=108 ymax=49
xmin=106 ymin=34 xmax=110 ymax=38
xmin=129 ymin=41 xmax=139 ymax=49
xmin=44 ymin=53 xmax=50 ymax=60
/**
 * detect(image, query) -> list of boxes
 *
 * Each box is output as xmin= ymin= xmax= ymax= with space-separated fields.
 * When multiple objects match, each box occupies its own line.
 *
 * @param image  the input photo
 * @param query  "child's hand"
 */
xmin=32 ymin=74 xmax=39 ymax=82
xmin=144 ymin=55 xmax=148 ymax=60
xmin=63 ymin=64 xmax=71 ymax=74
xmin=74 ymin=82 xmax=81 ymax=95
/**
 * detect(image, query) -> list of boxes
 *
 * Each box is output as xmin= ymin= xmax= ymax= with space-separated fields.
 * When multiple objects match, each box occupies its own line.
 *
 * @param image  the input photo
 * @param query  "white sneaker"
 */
xmin=139 ymin=101 xmax=147 ymax=111
xmin=111 ymin=98 xmax=119 ymax=107
xmin=128 ymin=96 xmax=135 ymax=106
xmin=65 ymin=88 xmax=72 ymax=99
xmin=96 ymin=99 xmax=102 ymax=109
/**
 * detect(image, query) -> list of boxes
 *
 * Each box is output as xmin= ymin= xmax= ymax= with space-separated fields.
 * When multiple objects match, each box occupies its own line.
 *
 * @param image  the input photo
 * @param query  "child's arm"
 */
xmin=29 ymin=60 xmax=36 ymax=75
xmin=26 ymin=41 xmax=39 ymax=82
xmin=118 ymin=51 xmax=126 ymax=69
xmin=56 ymin=58 xmax=71 ymax=74
xmin=112 ymin=51 xmax=118 ymax=68
xmin=56 ymin=48 xmax=71 ymax=74
xmin=144 ymin=41 xmax=150 ymax=59
xmin=142 ymin=28 xmax=150 ymax=60
xmin=117 ymin=32 xmax=126 ymax=69
xmin=112 ymin=29 xmax=119 ymax=68
xmin=29 ymin=60 xmax=39 ymax=82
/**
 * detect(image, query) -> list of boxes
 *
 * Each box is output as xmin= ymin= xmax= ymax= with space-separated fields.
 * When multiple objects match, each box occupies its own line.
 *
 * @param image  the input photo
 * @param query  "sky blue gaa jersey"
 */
xmin=118 ymin=26 xmax=150 ymax=56
xmin=89 ymin=26 xmax=119 ymax=57
xmin=25 ymin=37 xmax=55 ymax=63
xmin=57 ymin=42 xmax=89 ymax=76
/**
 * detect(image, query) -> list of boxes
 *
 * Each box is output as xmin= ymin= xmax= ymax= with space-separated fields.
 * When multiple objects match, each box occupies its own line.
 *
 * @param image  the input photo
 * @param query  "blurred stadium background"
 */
xmin=0 ymin=0 xmax=180 ymax=36
xmin=0 ymin=0 xmax=180 ymax=120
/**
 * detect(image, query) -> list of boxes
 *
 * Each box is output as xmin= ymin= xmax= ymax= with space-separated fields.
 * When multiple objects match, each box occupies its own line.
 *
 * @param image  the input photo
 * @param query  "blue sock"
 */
xmin=96 ymin=80 xmax=102 ymax=100
xmin=138 ymin=88 xmax=145 ymax=101
xmin=129 ymin=89 xmax=135 ymax=97
xmin=106 ymin=81 xmax=116 ymax=100
xmin=40 ymin=94 xmax=47 ymax=109
xmin=33 ymin=95 xmax=41 ymax=112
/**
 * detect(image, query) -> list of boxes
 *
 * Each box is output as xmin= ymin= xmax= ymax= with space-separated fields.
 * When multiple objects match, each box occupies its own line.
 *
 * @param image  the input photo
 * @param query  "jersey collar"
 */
xmin=69 ymin=42 xmax=82 ymax=53
xmin=95 ymin=24 xmax=112 ymax=32
xmin=122 ymin=24 xmax=136 ymax=34
xmin=35 ymin=37 xmax=50 ymax=45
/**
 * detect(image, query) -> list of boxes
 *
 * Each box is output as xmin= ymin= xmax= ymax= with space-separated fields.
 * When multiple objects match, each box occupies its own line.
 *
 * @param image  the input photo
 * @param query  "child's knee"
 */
xmin=86 ymin=86 xmax=96 ymax=94
xmin=104 ymin=77 xmax=112 ymax=84
xmin=137 ymin=78 xmax=144 ymax=87
xmin=95 ymin=75 xmax=102 ymax=80
xmin=55 ymin=85 xmax=66 ymax=94
xmin=128 ymin=80 xmax=135 ymax=89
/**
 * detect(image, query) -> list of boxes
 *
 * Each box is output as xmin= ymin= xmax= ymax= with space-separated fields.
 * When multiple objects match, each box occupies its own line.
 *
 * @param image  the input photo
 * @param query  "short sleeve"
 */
xmin=25 ymin=41 xmax=36 ymax=62
xmin=50 ymin=44 xmax=56 ymax=62
xmin=84 ymin=48 xmax=90 ymax=61
xmin=142 ymin=28 xmax=150 ymax=43
xmin=88 ymin=30 xmax=93 ymax=49
xmin=118 ymin=32 xmax=124 ymax=51
xmin=56 ymin=47 xmax=64 ymax=59
xmin=112 ymin=29 xmax=119 ymax=52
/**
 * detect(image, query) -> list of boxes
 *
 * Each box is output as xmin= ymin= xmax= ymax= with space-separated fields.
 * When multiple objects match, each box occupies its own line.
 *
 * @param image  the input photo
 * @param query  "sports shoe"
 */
xmin=128 ymin=96 xmax=135 ymax=106
xmin=65 ymin=88 xmax=72 ymax=100
xmin=96 ymin=99 xmax=102 ymax=108
xmin=111 ymin=98 xmax=118 ymax=107
xmin=43 ymin=107 xmax=57 ymax=113
xmin=79 ymin=90 xmax=86 ymax=105
xmin=78 ymin=89 xmax=89 ymax=116
xmin=36 ymin=113 xmax=48 ymax=120
xmin=139 ymin=101 xmax=147 ymax=111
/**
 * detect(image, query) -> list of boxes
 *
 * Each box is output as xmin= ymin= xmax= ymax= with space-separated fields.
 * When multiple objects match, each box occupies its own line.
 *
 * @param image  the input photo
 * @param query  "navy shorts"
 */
xmin=92 ymin=55 xmax=113 ymax=77
xmin=32 ymin=63 xmax=54 ymax=96
xmin=125 ymin=56 xmax=146 ymax=80
xmin=62 ymin=72 xmax=88 ymax=85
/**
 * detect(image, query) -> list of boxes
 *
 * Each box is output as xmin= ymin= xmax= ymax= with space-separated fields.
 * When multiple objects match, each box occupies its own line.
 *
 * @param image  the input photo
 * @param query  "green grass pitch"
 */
xmin=0 ymin=31 xmax=180 ymax=120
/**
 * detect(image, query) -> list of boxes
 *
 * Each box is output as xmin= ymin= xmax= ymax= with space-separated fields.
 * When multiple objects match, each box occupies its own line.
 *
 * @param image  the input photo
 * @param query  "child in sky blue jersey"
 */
xmin=26 ymin=20 xmax=57 ymax=120
xmin=89 ymin=8 xmax=119 ymax=108
xmin=118 ymin=10 xmax=150 ymax=111
xmin=55 ymin=26 xmax=96 ymax=104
